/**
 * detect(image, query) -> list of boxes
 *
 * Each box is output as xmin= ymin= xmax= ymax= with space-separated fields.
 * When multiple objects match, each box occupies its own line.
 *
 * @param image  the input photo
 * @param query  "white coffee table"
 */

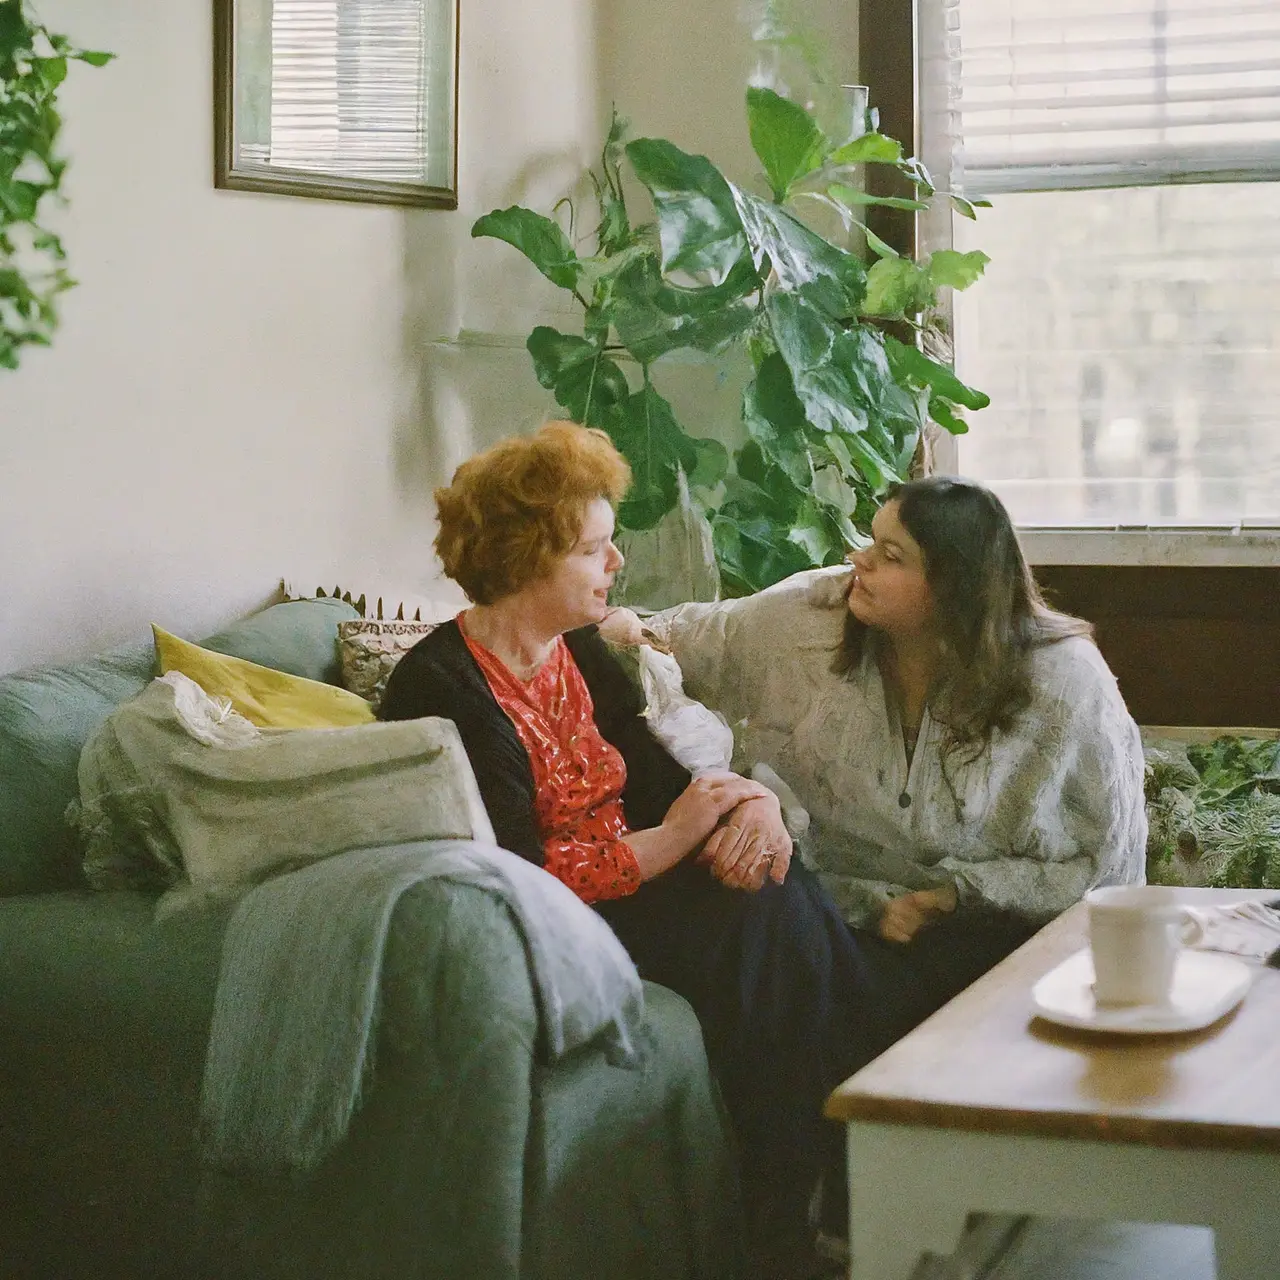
xmin=825 ymin=888 xmax=1280 ymax=1280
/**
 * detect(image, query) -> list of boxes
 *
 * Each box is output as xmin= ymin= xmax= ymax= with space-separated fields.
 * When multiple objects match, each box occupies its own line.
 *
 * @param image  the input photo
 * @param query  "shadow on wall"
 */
xmin=394 ymin=148 xmax=595 ymax=502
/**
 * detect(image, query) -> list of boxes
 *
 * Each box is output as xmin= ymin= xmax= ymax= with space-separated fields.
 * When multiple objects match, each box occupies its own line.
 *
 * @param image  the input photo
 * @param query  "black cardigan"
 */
xmin=378 ymin=620 xmax=691 ymax=865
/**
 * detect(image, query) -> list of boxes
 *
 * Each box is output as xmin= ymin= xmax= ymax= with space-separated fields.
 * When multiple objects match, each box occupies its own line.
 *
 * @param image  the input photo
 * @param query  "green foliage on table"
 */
xmin=472 ymin=73 xmax=989 ymax=596
xmin=1145 ymin=736 xmax=1280 ymax=889
xmin=0 ymin=0 xmax=112 ymax=370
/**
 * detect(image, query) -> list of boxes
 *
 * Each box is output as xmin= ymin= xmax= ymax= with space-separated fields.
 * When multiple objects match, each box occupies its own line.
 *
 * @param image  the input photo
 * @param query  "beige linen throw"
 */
xmin=72 ymin=672 xmax=494 ymax=890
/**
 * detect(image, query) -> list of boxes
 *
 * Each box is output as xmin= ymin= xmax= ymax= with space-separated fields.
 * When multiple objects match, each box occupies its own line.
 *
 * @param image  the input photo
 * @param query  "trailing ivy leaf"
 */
xmin=526 ymin=327 xmax=630 ymax=425
xmin=626 ymin=136 xmax=748 ymax=285
xmin=730 ymin=184 xmax=865 ymax=318
xmin=884 ymin=335 xmax=990 ymax=411
xmin=927 ymin=248 xmax=990 ymax=291
xmin=746 ymin=85 xmax=829 ymax=203
xmin=611 ymin=382 xmax=701 ymax=531
xmin=829 ymin=132 xmax=904 ymax=166
xmin=828 ymin=183 xmax=929 ymax=213
xmin=861 ymin=256 xmax=934 ymax=317
xmin=35 ymin=56 xmax=67 ymax=88
xmin=0 ymin=181 xmax=40 ymax=221
xmin=609 ymin=254 xmax=758 ymax=364
xmin=471 ymin=207 xmax=580 ymax=291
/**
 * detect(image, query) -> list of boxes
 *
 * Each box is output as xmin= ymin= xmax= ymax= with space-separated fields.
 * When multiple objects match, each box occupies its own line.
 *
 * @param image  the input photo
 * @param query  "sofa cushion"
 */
xmin=154 ymin=627 xmax=374 ymax=729
xmin=337 ymin=618 xmax=441 ymax=708
xmin=0 ymin=644 xmax=156 ymax=895
xmin=199 ymin=597 xmax=358 ymax=685
xmin=0 ymin=597 xmax=359 ymax=896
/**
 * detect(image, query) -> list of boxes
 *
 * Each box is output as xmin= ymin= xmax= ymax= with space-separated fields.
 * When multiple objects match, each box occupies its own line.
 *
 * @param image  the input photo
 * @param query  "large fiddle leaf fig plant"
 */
xmin=0 ymin=1 xmax=111 ymax=370
xmin=473 ymin=85 xmax=989 ymax=596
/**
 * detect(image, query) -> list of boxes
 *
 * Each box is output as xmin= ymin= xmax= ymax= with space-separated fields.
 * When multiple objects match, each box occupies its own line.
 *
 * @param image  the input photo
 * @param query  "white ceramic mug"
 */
xmin=1086 ymin=885 xmax=1200 ymax=1007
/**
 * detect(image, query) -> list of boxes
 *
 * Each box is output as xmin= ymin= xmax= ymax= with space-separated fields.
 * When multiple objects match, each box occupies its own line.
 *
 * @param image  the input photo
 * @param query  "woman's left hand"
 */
xmin=699 ymin=793 xmax=792 ymax=891
xmin=877 ymin=883 xmax=959 ymax=944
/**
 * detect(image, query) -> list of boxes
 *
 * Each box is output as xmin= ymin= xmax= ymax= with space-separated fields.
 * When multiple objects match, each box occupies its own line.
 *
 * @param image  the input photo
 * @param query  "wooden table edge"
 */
xmin=823 ymin=1092 xmax=1280 ymax=1153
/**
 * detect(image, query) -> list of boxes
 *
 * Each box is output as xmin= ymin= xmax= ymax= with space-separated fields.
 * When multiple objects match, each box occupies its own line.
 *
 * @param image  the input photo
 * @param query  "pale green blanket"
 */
xmin=200 ymin=840 xmax=646 ymax=1174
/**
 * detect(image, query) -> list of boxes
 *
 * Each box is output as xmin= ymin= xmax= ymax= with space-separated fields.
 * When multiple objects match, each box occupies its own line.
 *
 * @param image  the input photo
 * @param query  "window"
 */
xmin=934 ymin=0 xmax=1280 ymax=532
xmin=215 ymin=0 xmax=458 ymax=207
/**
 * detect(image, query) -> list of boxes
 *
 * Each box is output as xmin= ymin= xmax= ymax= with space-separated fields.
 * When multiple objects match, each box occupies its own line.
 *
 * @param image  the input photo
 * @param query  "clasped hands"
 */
xmin=665 ymin=770 xmax=792 ymax=893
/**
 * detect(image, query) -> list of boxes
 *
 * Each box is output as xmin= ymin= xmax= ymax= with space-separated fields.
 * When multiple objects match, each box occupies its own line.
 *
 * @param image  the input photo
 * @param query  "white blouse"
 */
xmin=650 ymin=567 xmax=1148 ymax=927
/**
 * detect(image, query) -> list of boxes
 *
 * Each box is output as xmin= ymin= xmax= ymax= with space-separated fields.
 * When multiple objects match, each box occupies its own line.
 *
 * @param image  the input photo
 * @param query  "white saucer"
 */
xmin=1031 ymin=948 xmax=1254 ymax=1034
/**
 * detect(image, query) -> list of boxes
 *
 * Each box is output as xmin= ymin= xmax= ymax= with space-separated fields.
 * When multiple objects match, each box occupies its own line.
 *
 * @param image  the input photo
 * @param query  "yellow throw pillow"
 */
xmin=153 ymin=626 xmax=375 ymax=729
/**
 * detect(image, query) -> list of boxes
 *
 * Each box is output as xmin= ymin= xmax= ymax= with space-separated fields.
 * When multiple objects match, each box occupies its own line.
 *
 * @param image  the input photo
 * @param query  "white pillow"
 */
xmin=75 ymin=673 xmax=494 ymax=891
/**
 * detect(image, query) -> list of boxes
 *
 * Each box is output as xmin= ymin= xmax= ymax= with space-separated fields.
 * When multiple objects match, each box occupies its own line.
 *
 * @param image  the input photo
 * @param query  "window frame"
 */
xmin=863 ymin=0 xmax=1280 ymax=566
xmin=212 ymin=0 xmax=460 ymax=210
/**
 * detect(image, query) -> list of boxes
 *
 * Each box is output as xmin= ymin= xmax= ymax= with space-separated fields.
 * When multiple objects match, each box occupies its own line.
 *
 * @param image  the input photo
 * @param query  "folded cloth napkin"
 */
xmin=1184 ymin=899 xmax=1280 ymax=962
xmin=199 ymin=839 xmax=644 ymax=1174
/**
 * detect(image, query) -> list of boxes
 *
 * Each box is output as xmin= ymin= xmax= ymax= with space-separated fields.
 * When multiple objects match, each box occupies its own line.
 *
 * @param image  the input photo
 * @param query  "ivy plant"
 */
xmin=474 ymin=86 xmax=990 ymax=596
xmin=0 ymin=0 xmax=111 ymax=370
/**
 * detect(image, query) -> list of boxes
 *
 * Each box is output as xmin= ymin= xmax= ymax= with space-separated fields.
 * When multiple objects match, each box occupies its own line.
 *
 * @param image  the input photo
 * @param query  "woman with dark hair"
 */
xmin=380 ymin=421 xmax=886 ymax=1280
xmin=617 ymin=474 xmax=1147 ymax=1040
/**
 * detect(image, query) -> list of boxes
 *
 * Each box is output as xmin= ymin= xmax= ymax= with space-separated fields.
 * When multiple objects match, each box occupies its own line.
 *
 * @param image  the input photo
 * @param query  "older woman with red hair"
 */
xmin=380 ymin=422 xmax=879 ymax=1280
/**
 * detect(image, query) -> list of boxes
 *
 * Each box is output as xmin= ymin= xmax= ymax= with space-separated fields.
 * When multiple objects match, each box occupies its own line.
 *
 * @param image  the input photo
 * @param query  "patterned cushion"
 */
xmin=338 ymin=619 xmax=440 ymax=708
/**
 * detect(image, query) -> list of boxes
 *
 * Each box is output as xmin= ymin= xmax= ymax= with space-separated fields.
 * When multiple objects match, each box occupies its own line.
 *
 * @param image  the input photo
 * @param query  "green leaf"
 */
xmin=729 ymin=184 xmax=865 ymax=318
xmin=625 ymin=136 xmax=748 ymax=285
xmin=0 ymin=181 xmax=40 ymax=221
xmin=829 ymin=132 xmax=904 ymax=166
xmin=787 ymin=495 xmax=856 ymax=564
xmin=861 ymin=257 xmax=933 ymax=318
xmin=927 ymin=248 xmax=990 ymax=291
xmin=611 ymin=383 xmax=700 ymax=531
xmin=884 ymin=335 xmax=990 ymax=412
xmin=828 ymin=183 xmax=928 ymax=213
xmin=764 ymin=292 xmax=904 ymax=491
xmin=75 ymin=50 xmax=114 ymax=67
xmin=526 ymin=327 xmax=630 ymax=424
xmin=609 ymin=254 xmax=758 ymax=364
xmin=742 ymin=354 xmax=815 ymax=490
xmin=471 ymin=207 xmax=580 ymax=291
xmin=688 ymin=436 xmax=730 ymax=489
xmin=860 ymin=222 xmax=899 ymax=259
xmin=898 ymin=157 xmax=935 ymax=196
xmin=950 ymin=195 xmax=979 ymax=221
xmin=746 ymin=85 xmax=829 ymax=203
xmin=36 ymin=56 xmax=66 ymax=88
xmin=928 ymin=396 xmax=970 ymax=436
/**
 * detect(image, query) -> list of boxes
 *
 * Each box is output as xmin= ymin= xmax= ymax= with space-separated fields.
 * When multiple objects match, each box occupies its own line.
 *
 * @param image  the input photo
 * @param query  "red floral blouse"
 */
xmin=461 ymin=621 xmax=643 ymax=903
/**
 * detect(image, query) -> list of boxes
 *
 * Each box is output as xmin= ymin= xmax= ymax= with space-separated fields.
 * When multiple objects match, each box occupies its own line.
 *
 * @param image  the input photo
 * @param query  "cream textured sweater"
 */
xmin=652 ymin=567 xmax=1147 ymax=927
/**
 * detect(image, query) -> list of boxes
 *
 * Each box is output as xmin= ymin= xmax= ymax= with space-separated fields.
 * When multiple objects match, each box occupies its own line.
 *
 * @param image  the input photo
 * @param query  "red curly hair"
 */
xmin=434 ymin=421 xmax=632 ymax=605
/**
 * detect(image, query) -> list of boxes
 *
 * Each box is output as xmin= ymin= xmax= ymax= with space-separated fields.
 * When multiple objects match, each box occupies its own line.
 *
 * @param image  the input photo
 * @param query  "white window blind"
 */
xmin=248 ymin=0 xmax=454 ymax=188
xmin=959 ymin=0 xmax=1280 ymax=193
xmin=938 ymin=0 xmax=1280 ymax=534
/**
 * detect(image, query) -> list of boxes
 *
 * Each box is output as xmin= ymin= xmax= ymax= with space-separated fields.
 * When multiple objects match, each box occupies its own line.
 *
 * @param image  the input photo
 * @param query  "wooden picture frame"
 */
xmin=213 ymin=0 xmax=459 ymax=209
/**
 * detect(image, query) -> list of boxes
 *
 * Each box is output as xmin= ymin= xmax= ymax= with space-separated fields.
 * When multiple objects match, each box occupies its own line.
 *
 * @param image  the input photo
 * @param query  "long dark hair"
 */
xmin=835 ymin=475 xmax=1092 ymax=756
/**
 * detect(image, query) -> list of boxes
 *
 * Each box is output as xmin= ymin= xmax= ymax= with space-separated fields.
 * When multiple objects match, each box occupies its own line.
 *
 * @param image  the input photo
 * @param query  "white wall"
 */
xmin=0 ymin=0 xmax=855 ymax=673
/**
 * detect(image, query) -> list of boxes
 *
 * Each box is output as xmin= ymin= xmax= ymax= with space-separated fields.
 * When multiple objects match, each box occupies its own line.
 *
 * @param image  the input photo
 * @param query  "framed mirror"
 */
xmin=214 ymin=0 xmax=459 ymax=208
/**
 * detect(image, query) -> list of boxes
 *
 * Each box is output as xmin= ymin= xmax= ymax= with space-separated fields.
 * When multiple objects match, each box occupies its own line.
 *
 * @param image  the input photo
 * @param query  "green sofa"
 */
xmin=0 ymin=599 xmax=742 ymax=1280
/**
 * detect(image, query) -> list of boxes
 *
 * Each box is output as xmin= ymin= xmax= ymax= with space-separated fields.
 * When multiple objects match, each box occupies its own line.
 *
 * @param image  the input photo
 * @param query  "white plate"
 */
xmin=1031 ymin=948 xmax=1254 ymax=1034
